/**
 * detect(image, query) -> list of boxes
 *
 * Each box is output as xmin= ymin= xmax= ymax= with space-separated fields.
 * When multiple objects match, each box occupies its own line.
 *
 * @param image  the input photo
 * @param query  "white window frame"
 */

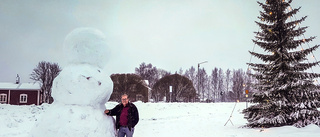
xmin=20 ymin=94 xmax=28 ymax=103
xmin=0 ymin=94 xmax=7 ymax=103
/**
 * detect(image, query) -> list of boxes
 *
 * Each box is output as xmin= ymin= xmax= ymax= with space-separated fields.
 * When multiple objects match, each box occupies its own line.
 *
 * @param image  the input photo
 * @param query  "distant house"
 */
xmin=133 ymin=80 xmax=152 ymax=102
xmin=144 ymin=80 xmax=152 ymax=102
xmin=0 ymin=82 xmax=43 ymax=105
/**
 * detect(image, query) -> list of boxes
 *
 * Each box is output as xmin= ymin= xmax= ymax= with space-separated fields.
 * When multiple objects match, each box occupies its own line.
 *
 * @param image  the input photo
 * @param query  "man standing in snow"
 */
xmin=105 ymin=94 xmax=139 ymax=137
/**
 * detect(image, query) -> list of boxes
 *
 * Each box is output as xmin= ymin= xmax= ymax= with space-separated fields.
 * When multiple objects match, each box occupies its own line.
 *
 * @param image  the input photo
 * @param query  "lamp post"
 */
xmin=197 ymin=61 xmax=208 ymax=102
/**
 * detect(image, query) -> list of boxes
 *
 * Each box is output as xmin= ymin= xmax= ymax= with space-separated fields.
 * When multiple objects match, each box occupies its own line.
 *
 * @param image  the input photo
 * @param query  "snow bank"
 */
xmin=1 ymin=102 xmax=320 ymax=137
xmin=0 ymin=104 xmax=48 ymax=137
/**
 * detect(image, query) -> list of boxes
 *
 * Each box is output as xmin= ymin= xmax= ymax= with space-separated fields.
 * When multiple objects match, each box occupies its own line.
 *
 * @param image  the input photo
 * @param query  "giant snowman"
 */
xmin=30 ymin=28 xmax=116 ymax=137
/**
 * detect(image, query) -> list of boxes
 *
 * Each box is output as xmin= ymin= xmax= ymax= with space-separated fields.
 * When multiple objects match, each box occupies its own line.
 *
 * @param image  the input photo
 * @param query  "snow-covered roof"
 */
xmin=144 ymin=80 xmax=149 ymax=85
xmin=0 ymin=82 xmax=41 ymax=90
xmin=142 ymin=80 xmax=151 ymax=90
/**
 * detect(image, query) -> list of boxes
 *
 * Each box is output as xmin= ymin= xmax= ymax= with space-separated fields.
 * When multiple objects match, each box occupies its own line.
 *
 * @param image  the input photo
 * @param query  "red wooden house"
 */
xmin=0 ymin=82 xmax=43 ymax=105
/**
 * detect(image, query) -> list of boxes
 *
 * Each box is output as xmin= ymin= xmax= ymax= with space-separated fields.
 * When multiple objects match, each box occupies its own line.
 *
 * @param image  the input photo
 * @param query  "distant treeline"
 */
xmin=133 ymin=62 xmax=254 ymax=102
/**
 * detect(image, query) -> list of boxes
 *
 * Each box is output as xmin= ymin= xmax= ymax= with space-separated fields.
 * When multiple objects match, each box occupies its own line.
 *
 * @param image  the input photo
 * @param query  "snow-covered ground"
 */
xmin=1 ymin=102 xmax=320 ymax=137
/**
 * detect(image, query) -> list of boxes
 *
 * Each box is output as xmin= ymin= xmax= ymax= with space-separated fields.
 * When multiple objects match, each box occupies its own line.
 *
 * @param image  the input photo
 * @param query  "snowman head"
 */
xmin=63 ymin=28 xmax=110 ymax=69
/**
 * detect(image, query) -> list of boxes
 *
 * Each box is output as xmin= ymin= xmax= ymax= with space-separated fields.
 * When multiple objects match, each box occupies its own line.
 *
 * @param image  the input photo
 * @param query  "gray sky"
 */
xmin=1 ymin=0 xmax=320 ymax=83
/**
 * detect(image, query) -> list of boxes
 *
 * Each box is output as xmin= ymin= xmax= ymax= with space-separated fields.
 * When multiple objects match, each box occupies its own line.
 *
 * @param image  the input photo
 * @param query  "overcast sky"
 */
xmin=1 ymin=0 xmax=320 ymax=83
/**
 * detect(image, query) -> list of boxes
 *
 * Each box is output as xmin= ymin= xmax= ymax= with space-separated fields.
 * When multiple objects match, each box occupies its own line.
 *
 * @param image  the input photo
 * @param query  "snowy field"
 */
xmin=1 ymin=102 xmax=320 ymax=137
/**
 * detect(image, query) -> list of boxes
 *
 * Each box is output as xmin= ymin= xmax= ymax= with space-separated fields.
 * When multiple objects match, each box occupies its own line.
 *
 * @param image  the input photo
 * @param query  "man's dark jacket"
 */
xmin=106 ymin=102 xmax=139 ymax=131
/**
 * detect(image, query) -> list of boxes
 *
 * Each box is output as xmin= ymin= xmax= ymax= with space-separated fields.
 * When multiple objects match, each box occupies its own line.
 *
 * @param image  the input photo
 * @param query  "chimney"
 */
xmin=16 ymin=74 xmax=20 ymax=84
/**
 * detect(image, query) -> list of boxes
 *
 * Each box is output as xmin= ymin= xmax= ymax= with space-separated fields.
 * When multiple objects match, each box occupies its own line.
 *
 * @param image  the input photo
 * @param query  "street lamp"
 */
xmin=197 ymin=61 xmax=208 ymax=102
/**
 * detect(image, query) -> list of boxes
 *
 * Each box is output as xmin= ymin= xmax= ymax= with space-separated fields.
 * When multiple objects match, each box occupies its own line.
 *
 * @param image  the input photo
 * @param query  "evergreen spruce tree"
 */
xmin=243 ymin=0 xmax=320 ymax=128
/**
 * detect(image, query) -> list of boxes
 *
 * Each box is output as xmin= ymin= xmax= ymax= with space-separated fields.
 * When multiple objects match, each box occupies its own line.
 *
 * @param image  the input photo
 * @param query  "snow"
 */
xmin=0 ymin=83 xmax=40 ymax=90
xmin=30 ymin=104 xmax=116 ymax=137
xmin=1 ymin=102 xmax=320 ymax=137
xmin=29 ymin=28 xmax=116 ymax=137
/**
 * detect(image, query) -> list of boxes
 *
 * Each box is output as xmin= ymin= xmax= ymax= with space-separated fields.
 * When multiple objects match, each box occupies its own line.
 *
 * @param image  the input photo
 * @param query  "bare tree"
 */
xmin=217 ymin=68 xmax=224 ymax=102
xmin=243 ymin=69 xmax=253 ymax=99
xmin=135 ymin=62 xmax=158 ymax=88
xmin=184 ymin=66 xmax=197 ymax=94
xmin=231 ymin=69 xmax=245 ymax=102
xmin=225 ymin=69 xmax=232 ymax=102
xmin=110 ymin=73 xmax=149 ymax=102
xmin=157 ymin=68 xmax=171 ymax=79
xmin=199 ymin=68 xmax=208 ymax=101
xmin=210 ymin=68 xmax=218 ymax=102
xmin=178 ymin=68 xmax=184 ymax=75
xmin=153 ymin=74 xmax=196 ymax=102
xmin=30 ymin=61 xmax=61 ymax=103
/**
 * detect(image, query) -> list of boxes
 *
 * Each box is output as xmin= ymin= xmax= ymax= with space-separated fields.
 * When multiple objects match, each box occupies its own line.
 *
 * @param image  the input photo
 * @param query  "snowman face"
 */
xmin=51 ymin=64 xmax=113 ymax=106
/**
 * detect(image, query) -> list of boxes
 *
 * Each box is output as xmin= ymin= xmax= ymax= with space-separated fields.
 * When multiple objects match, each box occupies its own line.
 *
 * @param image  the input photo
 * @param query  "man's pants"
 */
xmin=118 ymin=127 xmax=134 ymax=137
